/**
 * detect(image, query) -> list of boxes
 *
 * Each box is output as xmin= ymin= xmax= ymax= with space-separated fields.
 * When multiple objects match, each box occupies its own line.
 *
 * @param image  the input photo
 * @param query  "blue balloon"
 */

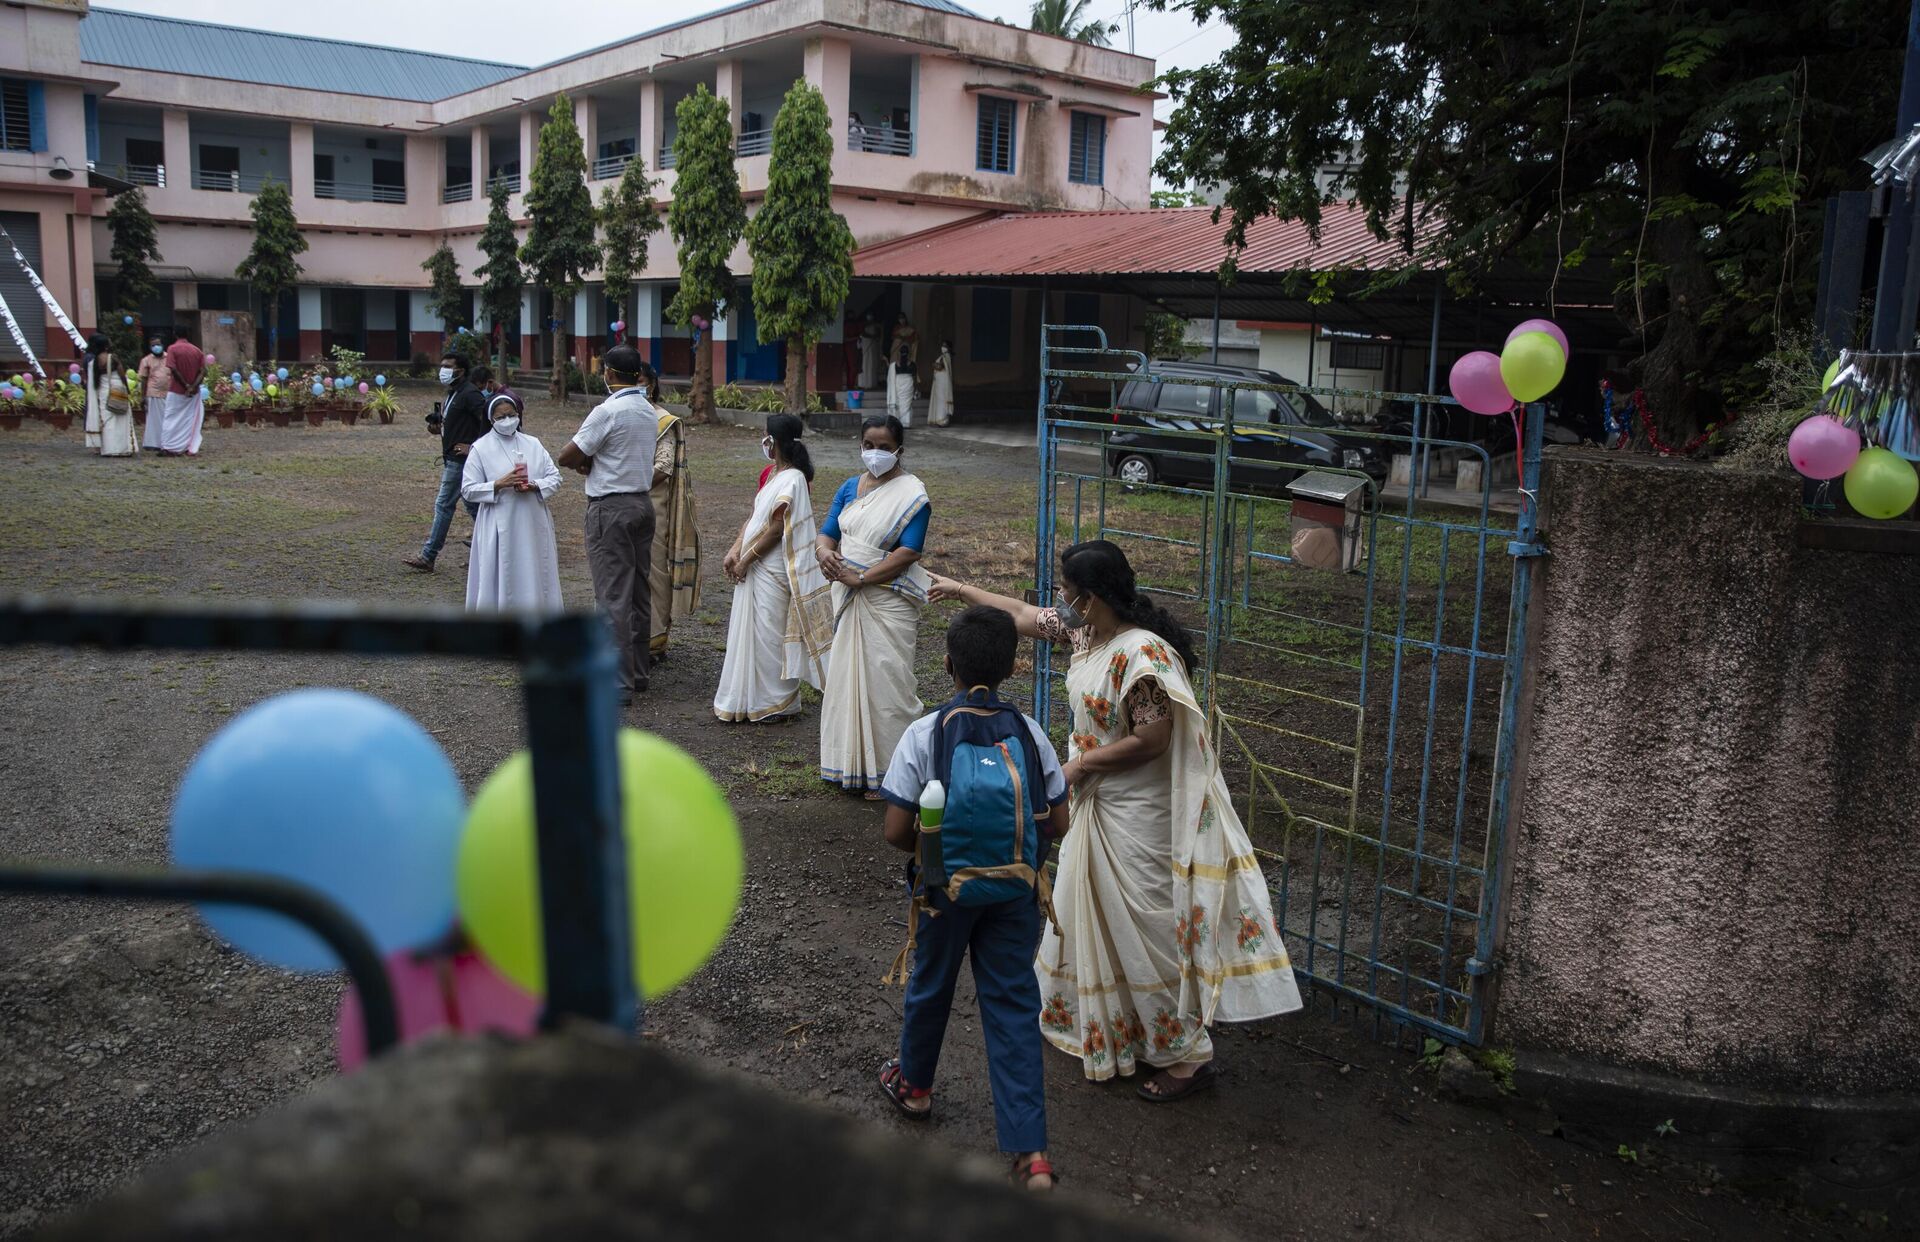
xmin=199 ymin=386 xmax=210 ymax=400
xmin=312 ymin=383 xmax=325 ymax=397
xmin=250 ymin=377 xmax=264 ymax=391
xmin=122 ymin=314 xmax=134 ymax=325
xmin=374 ymin=375 xmax=386 ymax=386
xmin=231 ymin=372 xmax=243 ymax=385
xmin=169 ymin=689 xmax=465 ymax=972
xmin=277 ymin=367 xmax=289 ymax=380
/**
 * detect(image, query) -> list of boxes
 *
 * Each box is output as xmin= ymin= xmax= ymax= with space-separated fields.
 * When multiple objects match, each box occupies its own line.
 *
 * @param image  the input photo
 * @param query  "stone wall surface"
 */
xmin=37 ymin=1026 xmax=1177 ymax=1241
xmin=1498 ymin=451 xmax=1920 ymax=1096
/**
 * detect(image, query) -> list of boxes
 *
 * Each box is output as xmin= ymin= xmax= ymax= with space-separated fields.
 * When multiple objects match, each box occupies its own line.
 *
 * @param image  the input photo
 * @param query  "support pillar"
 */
xmin=715 ymin=60 xmax=742 ymax=140
xmin=409 ymin=289 xmax=443 ymax=362
xmin=289 ymin=123 xmax=316 ymax=213
xmin=575 ymin=95 xmax=597 ymax=173
xmin=803 ymin=37 xmax=852 ymax=144
xmin=296 ymin=286 xmax=324 ymax=361
xmin=519 ymin=110 xmax=538 ymax=198
xmin=161 ymin=109 xmax=189 ymax=191
xmin=639 ymin=81 xmax=664 ymax=172
xmin=365 ymin=287 xmax=398 ymax=361
xmin=470 ymin=127 xmax=487 ymax=195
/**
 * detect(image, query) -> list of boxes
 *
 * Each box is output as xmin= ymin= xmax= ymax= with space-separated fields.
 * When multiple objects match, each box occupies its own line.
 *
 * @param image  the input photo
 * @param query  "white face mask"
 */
xmin=438 ymin=367 xmax=456 ymax=386
xmin=862 ymin=448 xmax=898 ymax=478
xmin=1054 ymin=588 xmax=1091 ymax=630
xmin=761 ymin=437 xmax=775 ymax=462
xmin=492 ymin=416 xmax=519 ymax=437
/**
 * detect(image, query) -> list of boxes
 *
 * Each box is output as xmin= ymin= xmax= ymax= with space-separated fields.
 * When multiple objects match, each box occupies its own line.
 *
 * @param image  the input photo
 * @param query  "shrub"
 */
xmin=1719 ymin=324 xmax=1825 ymax=474
xmin=409 ymin=352 xmax=433 ymax=378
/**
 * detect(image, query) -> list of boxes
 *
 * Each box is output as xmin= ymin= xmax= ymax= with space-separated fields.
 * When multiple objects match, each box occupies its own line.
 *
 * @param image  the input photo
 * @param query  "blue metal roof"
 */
xmin=79 ymin=8 xmax=527 ymax=102
xmin=81 ymin=1 xmax=984 ymax=104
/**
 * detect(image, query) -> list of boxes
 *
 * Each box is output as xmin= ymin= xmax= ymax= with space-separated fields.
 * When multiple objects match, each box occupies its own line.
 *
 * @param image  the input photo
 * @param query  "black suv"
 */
xmin=1101 ymin=362 xmax=1391 ymax=492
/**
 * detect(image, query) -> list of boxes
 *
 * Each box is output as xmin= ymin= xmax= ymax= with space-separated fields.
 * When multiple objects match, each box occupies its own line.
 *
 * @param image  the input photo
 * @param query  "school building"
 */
xmin=0 ymin=0 xmax=1159 ymax=392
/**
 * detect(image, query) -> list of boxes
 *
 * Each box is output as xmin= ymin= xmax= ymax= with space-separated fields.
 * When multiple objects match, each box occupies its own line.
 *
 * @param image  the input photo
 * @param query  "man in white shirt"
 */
xmin=557 ymin=346 xmax=659 ymax=702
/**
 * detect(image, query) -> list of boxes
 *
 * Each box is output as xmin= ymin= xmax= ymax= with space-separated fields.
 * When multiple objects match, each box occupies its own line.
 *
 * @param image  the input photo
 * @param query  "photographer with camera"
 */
xmin=403 ymin=353 xmax=493 ymax=573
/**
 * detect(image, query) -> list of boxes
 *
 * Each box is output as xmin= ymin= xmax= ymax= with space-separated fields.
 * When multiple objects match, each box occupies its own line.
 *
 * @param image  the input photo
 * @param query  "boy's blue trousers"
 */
xmin=898 ymin=887 xmax=1048 ymax=1154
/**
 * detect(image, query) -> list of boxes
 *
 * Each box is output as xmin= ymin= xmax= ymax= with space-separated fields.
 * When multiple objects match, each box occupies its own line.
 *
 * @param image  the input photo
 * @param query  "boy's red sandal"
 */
xmin=1012 ymin=1157 xmax=1058 ymax=1191
xmin=878 ymin=1058 xmax=931 ymax=1120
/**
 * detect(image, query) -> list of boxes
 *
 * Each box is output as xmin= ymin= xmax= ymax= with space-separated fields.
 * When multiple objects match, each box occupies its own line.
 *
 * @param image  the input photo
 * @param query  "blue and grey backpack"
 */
xmin=885 ymin=688 xmax=1059 ymax=985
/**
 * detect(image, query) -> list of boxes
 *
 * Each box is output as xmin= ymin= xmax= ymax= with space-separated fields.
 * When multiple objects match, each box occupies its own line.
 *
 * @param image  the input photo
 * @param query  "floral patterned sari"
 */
xmin=1037 ymin=623 xmax=1302 ymax=1079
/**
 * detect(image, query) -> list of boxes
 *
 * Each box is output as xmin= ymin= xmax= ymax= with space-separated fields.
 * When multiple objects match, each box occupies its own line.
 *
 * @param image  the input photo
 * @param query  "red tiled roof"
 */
xmin=852 ymin=203 xmax=1442 ymax=280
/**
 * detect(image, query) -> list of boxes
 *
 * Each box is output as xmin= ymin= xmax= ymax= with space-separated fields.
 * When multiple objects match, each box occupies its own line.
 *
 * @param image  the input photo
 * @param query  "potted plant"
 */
xmin=366 ymin=387 xmax=399 ymax=425
xmin=44 ymin=377 xmax=83 ymax=430
xmin=0 ymin=386 xmax=22 ymax=431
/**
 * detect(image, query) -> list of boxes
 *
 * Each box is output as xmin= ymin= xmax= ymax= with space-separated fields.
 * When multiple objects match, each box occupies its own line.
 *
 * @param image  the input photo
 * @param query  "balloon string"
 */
xmin=437 ymin=956 xmax=466 ymax=1032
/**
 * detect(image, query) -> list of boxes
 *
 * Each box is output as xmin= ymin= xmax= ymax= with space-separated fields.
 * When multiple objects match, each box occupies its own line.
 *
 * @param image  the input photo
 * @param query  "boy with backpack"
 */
xmin=876 ymin=605 xmax=1069 ymax=1192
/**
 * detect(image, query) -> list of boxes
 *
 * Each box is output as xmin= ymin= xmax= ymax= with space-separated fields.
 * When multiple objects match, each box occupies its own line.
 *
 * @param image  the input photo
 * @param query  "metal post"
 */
xmin=1033 ymin=321 xmax=1055 ymax=724
xmin=1210 ymin=281 xmax=1222 ymax=364
xmin=1871 ymin=0 xmax=1920 ymax=350
xmin=522 ymin=614 xmax=637 ymax=1031
xmin=1420 ymin=278 xmax=1443 ymax=498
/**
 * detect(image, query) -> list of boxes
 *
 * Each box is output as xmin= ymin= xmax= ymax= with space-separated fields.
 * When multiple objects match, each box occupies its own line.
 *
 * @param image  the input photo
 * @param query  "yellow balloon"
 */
xmin=1842 ymin=447 xmax=1919 ymax=520
xmin=457 ymin=729 xmax=743 ymax=997
xmin=1500 ymin=331 xmax=1566 ymax=404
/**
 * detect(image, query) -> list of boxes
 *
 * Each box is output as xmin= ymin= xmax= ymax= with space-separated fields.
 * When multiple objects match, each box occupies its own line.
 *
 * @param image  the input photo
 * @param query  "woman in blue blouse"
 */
xmin=815 ymin=414 xmax=932 ymax=794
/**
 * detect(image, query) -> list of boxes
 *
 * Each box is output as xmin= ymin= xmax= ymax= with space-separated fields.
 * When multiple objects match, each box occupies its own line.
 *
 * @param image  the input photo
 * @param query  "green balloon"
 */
xmin=1843 ymin=447 xmax=1919 ymax=520
xmin=1500 ymin=331 xmax=1566 ymax=403
xmin=1822 ymin=358 xmax=1842 ymax=391
xmin=266 ymin=384 xmax=279 ymax=397
xmin=457 ymin=729 xmax=742 ymax=998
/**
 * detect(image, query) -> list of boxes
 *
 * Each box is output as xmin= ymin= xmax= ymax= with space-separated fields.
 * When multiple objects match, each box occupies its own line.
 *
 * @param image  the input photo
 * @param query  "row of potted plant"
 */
xmin=0 ymin=356 xmax=406 ymax=432
xmin=0 ymin=375 xmax=87 ymax=431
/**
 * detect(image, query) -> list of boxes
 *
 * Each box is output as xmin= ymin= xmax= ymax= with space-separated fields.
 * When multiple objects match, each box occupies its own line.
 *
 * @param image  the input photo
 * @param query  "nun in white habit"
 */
xmin=461 ymin=392 xmax=565 ymax=613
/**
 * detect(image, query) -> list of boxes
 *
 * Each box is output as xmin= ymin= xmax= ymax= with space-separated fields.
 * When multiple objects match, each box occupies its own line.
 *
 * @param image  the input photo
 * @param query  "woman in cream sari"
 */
xmin=930 ymin=540 xmax=1300 ymax=1100
xmin=715 ymin=415 xmax=834 ymax=722
xmin=816 ymin=414 xmax=932 ymax=795
xmin=648 ymin=389 xmax=703 ymax=661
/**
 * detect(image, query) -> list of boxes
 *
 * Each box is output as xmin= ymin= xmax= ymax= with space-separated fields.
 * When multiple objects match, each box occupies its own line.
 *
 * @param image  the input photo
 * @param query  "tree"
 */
xmin=105 ymin=187 xmax=161 ymax=359
xmin=667 ymin=85 xmax=747 ymax=422
xmin=1151 ymin=0 xmax=1907 ymax=440
xmin=421 ymin=242 xmax=466 ymax=340
xmin=520 ymin=92 xmax=601 ymax=401
xmin=1029 ymin=0 xmax=1118 ymax=46
xmin=234 ymin=177 xmax=308 ymax=362
xmin=748 ymin=82 xmax=855 ymax=413
xmin=598 ymin=155 xmax=663 ymax=333
xmin=475 ymin=180 xmax=523 ymax=378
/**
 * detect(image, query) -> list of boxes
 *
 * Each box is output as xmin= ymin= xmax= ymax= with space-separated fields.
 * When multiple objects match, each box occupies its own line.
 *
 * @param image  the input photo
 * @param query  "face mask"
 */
xmin=492 ymin=416 xmax=519 ymax=438
xmin=761 ymin=438 xmax=775 ymax=462
xmin=439 ymin=367 xmax=456 ymax=386
xmin=862 ymin=448 xmax=898 ymax=478
xmin=1055 ymin=588 xmax=1090 ymax=630
xmin=151 ymin=346 xmax=163 ymax=356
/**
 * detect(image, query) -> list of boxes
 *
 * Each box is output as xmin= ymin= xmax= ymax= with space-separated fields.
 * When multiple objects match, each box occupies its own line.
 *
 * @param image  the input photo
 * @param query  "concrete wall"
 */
xmin=1498 ymin=452 xmax=1920 ymax=1096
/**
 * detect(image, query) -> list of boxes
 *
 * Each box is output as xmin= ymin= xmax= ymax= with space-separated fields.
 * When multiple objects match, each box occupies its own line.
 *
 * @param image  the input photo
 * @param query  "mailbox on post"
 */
xmin=1285 ymin=471 xmax=1369 ymax=573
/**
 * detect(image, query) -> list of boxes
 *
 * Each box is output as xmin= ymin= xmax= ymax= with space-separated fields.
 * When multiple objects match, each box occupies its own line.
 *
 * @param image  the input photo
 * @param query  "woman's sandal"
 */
xmin=878 ymin=1058 xmax=932 ymax=1120
xmin=1136 ymin=1060 xmax=1217 ymax=1103
xmin=1012 ymin=1156 xmax=1058 ymax=1192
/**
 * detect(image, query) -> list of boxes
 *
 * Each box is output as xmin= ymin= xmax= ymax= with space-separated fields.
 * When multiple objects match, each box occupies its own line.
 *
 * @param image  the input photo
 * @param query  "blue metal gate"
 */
xmin=1030 ymin=325 xmax=1544 ymax=1046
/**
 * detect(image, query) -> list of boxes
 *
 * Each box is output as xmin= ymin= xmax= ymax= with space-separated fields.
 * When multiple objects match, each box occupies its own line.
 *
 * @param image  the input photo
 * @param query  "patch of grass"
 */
xmin=735 ymin=749 xmax=835 ymax=801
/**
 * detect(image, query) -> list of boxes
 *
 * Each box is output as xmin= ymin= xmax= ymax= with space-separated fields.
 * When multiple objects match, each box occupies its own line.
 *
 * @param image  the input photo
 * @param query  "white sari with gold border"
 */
xmin=714 ymin=467 xmax=834 ymax=722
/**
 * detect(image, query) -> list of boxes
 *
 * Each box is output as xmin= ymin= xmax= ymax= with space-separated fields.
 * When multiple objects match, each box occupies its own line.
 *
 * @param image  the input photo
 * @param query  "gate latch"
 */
xmin=1506 ymin=538 xmax=1548 ymax=559
xmin=1464 ymin=956 xmax=1494 ymax=977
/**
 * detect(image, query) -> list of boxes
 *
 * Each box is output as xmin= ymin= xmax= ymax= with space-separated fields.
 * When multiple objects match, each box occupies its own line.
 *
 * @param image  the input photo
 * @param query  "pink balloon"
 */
xmin=1786 ymin=414 xmax=1862 ymax=480
xmin=1506 ymin=318 xmax=1569 ymax=357
xmin=358 ymin=382 xmax=370 ymax=394
xmin=205 ymin=353 xmax=216 ymax=363
xmin=1449 ymin=350 xmax=1514 ymax=416
xmin=337 ymin=949 xmax=540 ymax=1073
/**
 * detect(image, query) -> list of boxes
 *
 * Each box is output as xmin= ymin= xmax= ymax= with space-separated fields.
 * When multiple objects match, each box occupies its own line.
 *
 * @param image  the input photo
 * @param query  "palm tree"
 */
xmin=1029 ymin=0 xmax=1119 ymax=46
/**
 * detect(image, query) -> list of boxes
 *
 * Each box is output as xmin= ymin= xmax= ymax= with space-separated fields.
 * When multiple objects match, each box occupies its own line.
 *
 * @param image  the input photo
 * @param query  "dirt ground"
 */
xmin=0 ymin=399 xmax=1863 ymax=1239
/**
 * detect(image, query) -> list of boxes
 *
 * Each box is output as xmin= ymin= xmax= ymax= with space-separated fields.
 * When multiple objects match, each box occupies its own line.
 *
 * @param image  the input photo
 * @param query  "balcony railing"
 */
xmin=736 ymin=128 xmax=772 ymax=158
xmin=442 ymin=182 xmax=474 ymax=203
xmin=849 ymin=126 xmax=913 ymax=156
xmin=316 ymin=179 xmax=406 ymax=204
xmin=486 ymin=173 xmax=521 ymax=194
xmin=193 ymin=169 xmax=268 ymax=193
xmin=592 ymin=152 xmax=634 ymax=180
xmin=111 ymin=163 xmax=166 ymax=187
xmin=657 ymin=144 xmax=676 ymax=171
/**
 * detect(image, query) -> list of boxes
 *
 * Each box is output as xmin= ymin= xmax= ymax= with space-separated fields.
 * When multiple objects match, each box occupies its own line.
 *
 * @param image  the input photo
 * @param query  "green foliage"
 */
xmin=1149 ymin=0 xmax=1909 ymax=440
xmin=598 ymin=156 xmax=662 ymax=322
xmin=1029 ymin=0 xmax=1118 ymax=45
xmin=520 ymin=92 xmax=601 ymax=304
xmin=748 ymin=82 xmax=854 ymax=412
xmin=234 ymin=177 xmax=308 ymax=357
xmin=444 ymin=331 xmax=489 ymax=371
xmin=1719 ymin=323 xmax=1828 ymax=472
xmin=1472 ymin=1046 xmax=1517 ymax=1094
xmin=1145 ymin=311 xmax=1189 ymax=360
xmin=1150 ymin=188 xmax=1204 ymax=209
xmin=1418 ymin=1038 xmax=1446 ymax=1073
xmin=410 ymin=351 xmax=433 ymax=378
xmin=1615 ymin=1145 xmax=1639 ymax=1164
xmin=106 ymin=187 xmax=162 ymax=311
xmin=420 ymin=243 xmax=465 ymax=334
xmin=475 ymin=181 xmax=523 ymax=359
xmin=668 ymin=86 xmax=747 ymax=329
xmin=714 ymin=382 xmax=823 ymax=414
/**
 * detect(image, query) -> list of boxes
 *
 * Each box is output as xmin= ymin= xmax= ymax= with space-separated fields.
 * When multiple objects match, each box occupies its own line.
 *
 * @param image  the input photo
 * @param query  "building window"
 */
xmin=1068 ymin=112 xmax=1105 ymax=186
xmin=1329 ymin=338 xmax=1387 ymax=370
xmin=976 ymin=97 xmax=1016 ymax=174
xmin=971 ymin=288 xmax=1012 ymax=362
xmin=0 ymin=79 xmax=37 ymax=153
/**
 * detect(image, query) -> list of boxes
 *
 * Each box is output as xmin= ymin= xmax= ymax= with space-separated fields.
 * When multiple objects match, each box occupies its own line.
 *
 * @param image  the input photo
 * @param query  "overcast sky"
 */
xmin=101 ymin=0 xmax=1230 ymax=180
